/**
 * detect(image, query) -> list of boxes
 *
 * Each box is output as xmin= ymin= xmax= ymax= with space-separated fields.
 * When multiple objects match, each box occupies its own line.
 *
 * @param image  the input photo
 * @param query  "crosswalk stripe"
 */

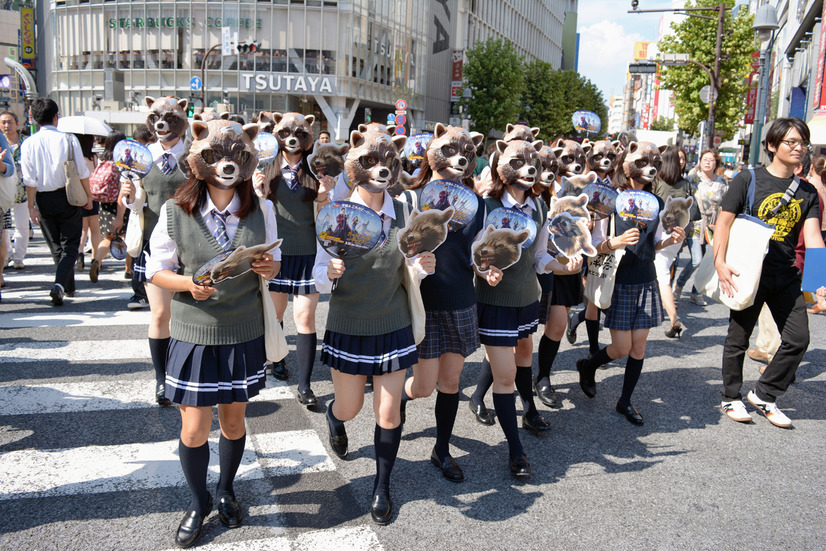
xmin=0 ymin=339 xmax=149 ymax=363
xmin=1 ymin=287 xmax=133 ymax=301
xmin=0 ymin=429 xmax=335 ymax=500
xmin=0 ymin=381 xmax=293 ymax=416
xmin=155 ymin=527 xmax=383 ymax=551
xmin=0 ymin=309 xmax=151 ymax=328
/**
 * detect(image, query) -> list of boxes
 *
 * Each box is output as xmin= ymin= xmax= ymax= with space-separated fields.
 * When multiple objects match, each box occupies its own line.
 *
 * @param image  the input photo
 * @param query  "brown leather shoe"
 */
xmin=747 ymin=348 xmax=769 ymax=365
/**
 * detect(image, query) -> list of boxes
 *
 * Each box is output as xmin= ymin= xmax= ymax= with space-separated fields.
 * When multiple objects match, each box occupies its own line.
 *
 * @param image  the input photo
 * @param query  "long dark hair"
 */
xmin=659 ymin=145 xmax=683 ymax=187
xmin=73 ymin=133 xmax=96 ymax=161
xmin=174 ymin=177 xmax=257 ymax=219
xmin=100 ymin=130 xmax=126 ymax=162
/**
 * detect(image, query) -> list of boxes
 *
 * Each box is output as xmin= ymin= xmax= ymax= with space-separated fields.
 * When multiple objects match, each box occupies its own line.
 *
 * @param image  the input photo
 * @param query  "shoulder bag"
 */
xmin=257 ymin=197 xmax=289 ymax=362
xmin=0 ymin=167 xmax=17 ymax=211
xmin=584 ymin=215 xmax=625 ymax=309
xmin=400 ymin=200 xmax=426 ymax=345
xmin=64 ymin=134 xmax=88 ymax=207
xmin=693 ymin=169 xmax=789 ymax=311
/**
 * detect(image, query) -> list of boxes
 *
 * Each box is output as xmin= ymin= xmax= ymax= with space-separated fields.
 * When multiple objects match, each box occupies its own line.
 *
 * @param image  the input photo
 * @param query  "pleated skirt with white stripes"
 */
xmin=477 ymin=301 xmax=540 ymax=347
xmin=321 ymin=326 xmax=418 ymax=376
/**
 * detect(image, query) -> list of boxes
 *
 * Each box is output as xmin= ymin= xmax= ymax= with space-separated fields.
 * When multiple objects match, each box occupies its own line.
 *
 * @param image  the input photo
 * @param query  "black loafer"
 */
xmin=430 ymin=448 xmax=464 ymax=482
xmin=217 ymin=496 xmax=242 ymax=528
xmin=616 ymin=403 xmax=644 ymax=425
xmin=566 ymin=310 xmax=577 ymax=345
xmin=468 ymin=399 xmax=495 ymax=426
xmin=156 ymin=383 xmax=172 ymax=407
xmin=509 ymin=454 xmax=531 ymax=477
xmin=534 ymin=379 xmax=558 ymax=408
xmin=576 ymin=358 xmax=596 ymax=398
xmin=370 ymin=493 xmax=393 ymax=525
xmin=297 ymin=388 xmax=318 ymax=409
xmin=269 ymin=359 xmax=289 ymax=381
xmin=174 ymin=494 xmax=212 ymax=548
xmin=522 ymin=412 xmax=551 ymax=433
xmin=49 ymin=284 xmax=64 ymax=306
xmin=327 ymin=418 xmax=348 ymax=459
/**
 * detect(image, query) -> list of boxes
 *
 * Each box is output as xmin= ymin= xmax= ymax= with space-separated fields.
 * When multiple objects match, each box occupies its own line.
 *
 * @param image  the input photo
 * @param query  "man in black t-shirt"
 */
xmin=714 ymin=117 xmax=826 ymax=428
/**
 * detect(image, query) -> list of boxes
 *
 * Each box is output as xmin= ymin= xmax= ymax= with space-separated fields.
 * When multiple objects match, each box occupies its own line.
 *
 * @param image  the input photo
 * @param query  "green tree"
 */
xmin=521 ymin=62 xmax=608 ymax=141
xmin=657 ymin=0 xmax=755 ymax=141
xmin=650 ymin=116 xmax=677 ymax=131
xmin=462 ymin=38 xmax=525 ymax=137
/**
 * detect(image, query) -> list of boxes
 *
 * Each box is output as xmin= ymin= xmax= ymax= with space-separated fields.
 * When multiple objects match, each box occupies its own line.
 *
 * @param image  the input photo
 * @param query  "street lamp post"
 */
xmin=200 ymin=44 xmax=222 ymax=110
xmin=749 ymin=3 xmax=780 ymax=167
xmin=630 ymin=2 xmax=729 ymax=150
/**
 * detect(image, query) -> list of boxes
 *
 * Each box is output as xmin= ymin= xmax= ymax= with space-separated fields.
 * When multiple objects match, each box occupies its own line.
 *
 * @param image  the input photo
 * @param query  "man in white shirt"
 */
xmin=21 ymin=98 xmax=93 ymax=305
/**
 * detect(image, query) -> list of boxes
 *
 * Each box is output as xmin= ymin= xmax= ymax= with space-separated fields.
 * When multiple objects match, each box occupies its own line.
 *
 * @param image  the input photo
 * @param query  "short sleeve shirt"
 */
xmin=720 ymin=166 xmax=820 ymax=274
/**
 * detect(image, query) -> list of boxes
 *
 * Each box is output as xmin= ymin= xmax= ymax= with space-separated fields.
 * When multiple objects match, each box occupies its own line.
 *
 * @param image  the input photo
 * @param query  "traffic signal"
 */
xmin=187 ymin=103 xmax=195 ymax=118
xmin=236 ymin=41 xmax=260 ymax=54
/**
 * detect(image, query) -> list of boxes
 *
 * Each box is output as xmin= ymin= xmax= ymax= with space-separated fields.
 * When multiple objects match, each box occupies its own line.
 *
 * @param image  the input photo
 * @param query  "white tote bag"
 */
xmin=257 ymin=198 xmax=289 ymax=362
xmin=584 ymin=216 xmax=625 ymax=309
xmin=0 ymin=170 xmax=17 ymax=211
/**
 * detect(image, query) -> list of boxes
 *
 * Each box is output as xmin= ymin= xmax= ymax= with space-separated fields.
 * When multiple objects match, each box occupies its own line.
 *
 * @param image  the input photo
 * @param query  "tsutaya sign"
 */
xmin=240 ymin=73 xmax=337 ymax=95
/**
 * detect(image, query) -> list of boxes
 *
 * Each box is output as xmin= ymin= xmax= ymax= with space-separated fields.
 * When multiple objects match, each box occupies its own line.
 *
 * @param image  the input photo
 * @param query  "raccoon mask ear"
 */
xmin=258 ymin=111 xmax=273 ymax=124
xmin=685 ymin=196 xmax=694 ymax=207
xmin=530 ymin=127 xmax=540 ymax=138
xmin=658 ymin=144 xmax=668 ymax=154
xmin=611 ymin=140 xmax=621 ymax=149
xmin=532 ymin=140 xmax=544 ymax=152
xmin=144 ymin=96 xmax=156 ymax=109
xmin=576 ymin=193 xmax=589 ymax=206
xmin=581 ymin=141 xmax=592 ymax=155
xmin=219 ymin=112 xmax=230 ymax=120
xmin=273 ymin=112 xmax=284 ymax=125
xmin=470 ymin=132 xmax=484 ymax=147
xmin=552 ymin=146 xmax=564 ymax=157
xmin=243 ymin=123 xmax=260 ymax=142
xmin=350 ymin=131 xmax=365 ymax=148
xmin=191 ymin=122 xmax=209 ymax=141
xmin=485 ymin=224 xmax=496 ymax=234
xmin=434 ymin=122 xmax=448 ymax=138
xmin=338 ymin=144 xmax=350 ymax=156
xmin=305 ymin=115 xmax=315 ymax=127
xmin=627 ymin=142 xmax=639 ymax=155
xmin=177 ymin=98 xmax=189 ymax=112
xmin=358 ymin=124 xmax=369 ymax=133
xmin=586 ymin=171 xmax=598 ymax=183
xmin=496 ymin=140 xmax=508 ymax=155
xmin=552 ymin=138 xmax=565 ymax=148
xmin=392 ymin=134 xmax=407 ymax=152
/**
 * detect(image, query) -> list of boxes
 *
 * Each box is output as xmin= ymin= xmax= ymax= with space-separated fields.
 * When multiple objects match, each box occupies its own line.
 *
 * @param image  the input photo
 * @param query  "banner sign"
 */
xmin=814 ymin=2 xmax=826 ymax=110
xmin=21 ymin=7 xmax=35 ymax=61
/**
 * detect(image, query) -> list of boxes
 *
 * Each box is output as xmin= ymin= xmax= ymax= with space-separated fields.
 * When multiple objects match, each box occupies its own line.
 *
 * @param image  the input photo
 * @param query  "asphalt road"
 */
xmin=1 ymin=237 xmax=824 ymax=550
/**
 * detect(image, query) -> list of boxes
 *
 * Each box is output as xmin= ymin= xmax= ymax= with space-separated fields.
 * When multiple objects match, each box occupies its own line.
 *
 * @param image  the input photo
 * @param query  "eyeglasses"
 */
xmin=780 ymin=139 xmax=811 ymax=151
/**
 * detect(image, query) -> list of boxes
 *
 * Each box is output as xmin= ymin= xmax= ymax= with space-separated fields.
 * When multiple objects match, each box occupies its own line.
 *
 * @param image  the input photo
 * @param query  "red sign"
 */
xmin=452 ymin=50 xmax=463 ymax=81
xmin=744 ymin=73 xmax=758 ymax=124
xmin=814 ymin=2 xmax=826 ymax=109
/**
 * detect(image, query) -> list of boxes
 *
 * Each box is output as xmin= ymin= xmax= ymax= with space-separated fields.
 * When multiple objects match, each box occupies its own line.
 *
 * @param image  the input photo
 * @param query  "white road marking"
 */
xmin=0 ymin=339 xmax=149 ymax=363
xmin=156 ymin=527 xmax=383 ymax=551
xmin=0 ymin=310 xmax=152 ymax=328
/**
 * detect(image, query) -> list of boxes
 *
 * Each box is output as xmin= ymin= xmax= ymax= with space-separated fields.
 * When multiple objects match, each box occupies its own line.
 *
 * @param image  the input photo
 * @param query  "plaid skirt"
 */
xmin=164 ymin=335 xmax=267 ymax=406
xmin=478 ymin=301 xmax=540 ymax=347
xmin=268 ymin=254 xmax=317 ymax=295
xmin=419 ymin=305 xmax=480 ymax=359
xmin=550 ymin=273 xmax=583 ymax=307
xmin=604 ymin=281 xmax=664 ymax=331
xmin=321 ymin=326 xmax=418 ymax=376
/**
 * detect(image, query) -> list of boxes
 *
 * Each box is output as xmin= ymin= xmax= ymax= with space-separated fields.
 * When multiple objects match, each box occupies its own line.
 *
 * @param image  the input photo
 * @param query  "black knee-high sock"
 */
xmin=373 ymin=424 xmax=402 ymax=497
xmin=492 ymin=393 xmax=524 ymax=458
xmin=514 ymin=365 xmax=537 ymax=416
xmin=585 ymin=319 xmax=601 ymax=355
xmin=471 ymin=358 xmax=493 ymax=405
xmin=179 ymin=440 xmax=210 ymax=515
xmin=149 ymin=337 xmax=169 ymax=386
xmin=618 ymin=356 xmax=644 ymax=407
xmin=573 ymin=308 xmax=587 ymax=330
xmin=584 ymin=346 xmax=613 ymax=371
xmin=433 ymin=391 xmax=459 ymax=460
xmin=296 ymin=333 xmax=317 ymax=392
xmin=216 ymin=433 xmax=246 ymax=499
xmin=537 ymin=336 xmax=560 ymax=382
xmin=326 ymin=400 xmax=345 ymax=434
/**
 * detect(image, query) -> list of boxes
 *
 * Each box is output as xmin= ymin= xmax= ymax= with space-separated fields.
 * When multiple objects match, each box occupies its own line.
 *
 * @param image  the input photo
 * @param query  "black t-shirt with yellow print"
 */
xmin=720 ymin=166 xmax=820 ymax=275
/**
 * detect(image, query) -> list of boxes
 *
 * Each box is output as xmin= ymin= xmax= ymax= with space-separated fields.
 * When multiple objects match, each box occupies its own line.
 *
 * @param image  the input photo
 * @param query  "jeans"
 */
xmin=676 ymin=236 xmax=704 ymax=293
xmin=721 ymin=267 xmax=809 ymax=402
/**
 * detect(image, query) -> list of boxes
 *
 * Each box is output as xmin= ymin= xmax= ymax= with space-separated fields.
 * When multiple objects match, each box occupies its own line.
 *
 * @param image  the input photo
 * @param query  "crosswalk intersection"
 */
xmin=0 ymin=239 xmax=381 ymax=550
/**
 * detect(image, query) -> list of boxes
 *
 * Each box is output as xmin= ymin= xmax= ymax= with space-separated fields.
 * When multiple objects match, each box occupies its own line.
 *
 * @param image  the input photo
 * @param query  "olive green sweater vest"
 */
xmin=167 ymin=201 xmax=266 ymax=345
xmin=272 ymin=175 xmax=317 ymax=256
xmin=326 ymin=200 xmax=411 ymax=336
xmin=142 ymin=164 xmax=186 ymax=241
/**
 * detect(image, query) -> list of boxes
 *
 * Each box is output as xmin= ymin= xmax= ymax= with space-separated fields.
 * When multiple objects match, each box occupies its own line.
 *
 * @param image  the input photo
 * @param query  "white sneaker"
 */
xmin=721 ymin=400 xmax=752 ymax=423
xmin=747 ymin=390 xmax=792 ymax=428
xmin=690 ymin=292 xmax=707 ymax=306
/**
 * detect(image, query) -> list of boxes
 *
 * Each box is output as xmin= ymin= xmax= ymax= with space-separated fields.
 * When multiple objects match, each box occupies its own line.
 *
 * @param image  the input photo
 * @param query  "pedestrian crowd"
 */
xmin=2 ymin=98 xmax=824 ymax=548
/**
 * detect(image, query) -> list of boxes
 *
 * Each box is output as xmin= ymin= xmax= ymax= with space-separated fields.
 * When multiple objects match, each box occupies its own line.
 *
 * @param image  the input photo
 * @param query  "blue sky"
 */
xmin=576 ymin=0 xmax=683 ymax=101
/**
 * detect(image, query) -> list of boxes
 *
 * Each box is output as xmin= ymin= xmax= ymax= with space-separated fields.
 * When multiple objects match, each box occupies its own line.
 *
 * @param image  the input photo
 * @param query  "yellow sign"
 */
xmin=21 ymin=7 xmax=35 ymax=61
xmin=633 ymin=41 xmax=652 ymax=60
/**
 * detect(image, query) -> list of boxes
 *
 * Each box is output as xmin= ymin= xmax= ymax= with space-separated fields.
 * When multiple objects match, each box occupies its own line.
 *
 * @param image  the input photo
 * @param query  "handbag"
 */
xmin=694 ymin=169 xmax=790 ymax=311
xmin=257 ymin=198 xmax=288 ymax=362
xmin=0 ymin=170 xmax=16 ymax=211
xmin=64 ymin=134 xmax=88 ymax=207
xmin=400 ymin=201 xmax=426 ymax=345
xmin=584 ymin=215 xmax=625 ymax=309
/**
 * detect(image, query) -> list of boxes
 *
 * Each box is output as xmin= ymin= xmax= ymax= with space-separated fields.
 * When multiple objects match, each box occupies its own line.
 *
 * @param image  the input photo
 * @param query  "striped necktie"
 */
xmin=210 ymin=209 xmax=230 ymax=250
xmin=378 ymin=213 xmax=387 ymax=247
xmin=160 ymin=152 xmax=175 ymax=175
xmin=285 ymin=164 xmax=300 ymax=191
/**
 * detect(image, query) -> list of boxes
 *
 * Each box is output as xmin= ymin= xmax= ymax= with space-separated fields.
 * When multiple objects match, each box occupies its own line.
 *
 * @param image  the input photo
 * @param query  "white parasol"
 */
xmin=57 ymin=116 xmax=113 ymax=137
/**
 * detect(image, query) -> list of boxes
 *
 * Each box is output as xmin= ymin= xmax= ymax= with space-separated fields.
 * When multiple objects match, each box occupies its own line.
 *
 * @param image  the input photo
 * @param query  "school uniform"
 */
xmin=146 ymin=193 xmax=281 ymax=405
xmin=313 ymin=190 xmax=425 ymax=375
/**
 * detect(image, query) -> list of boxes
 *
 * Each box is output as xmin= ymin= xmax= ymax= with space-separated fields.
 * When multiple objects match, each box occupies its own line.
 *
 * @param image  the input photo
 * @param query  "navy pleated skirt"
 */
xmin=268 ymin=254 xmax=317 ymax=294
xmin=550 ymin=273 xmax=583 ymax=307
xmin=321 ymin=326 xmax=418 ymax=376
xmin=477 ymin=301 xmax=540 ymax=347
xmin=165 ymin=335 xmax=267 ymax=406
